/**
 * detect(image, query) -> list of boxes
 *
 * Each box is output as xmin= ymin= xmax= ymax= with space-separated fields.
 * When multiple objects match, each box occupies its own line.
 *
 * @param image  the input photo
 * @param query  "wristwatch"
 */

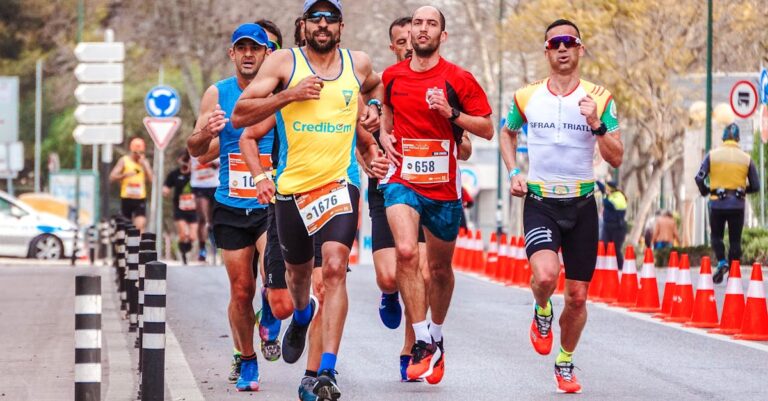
xmin=591 ymin=122 xmax=607 ymax=136
xmin=367 ymin=99 xmax=382 ymax=115
xmin=449 ymin=107 xmax=460 ymax=121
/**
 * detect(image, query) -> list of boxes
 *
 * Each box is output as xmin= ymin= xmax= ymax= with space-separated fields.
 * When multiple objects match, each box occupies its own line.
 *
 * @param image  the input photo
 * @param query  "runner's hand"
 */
xmin=510 ymin=174 xmax=528 ymax=197
xmin=256 ymin=178 xmax=276 ymax=205
xmin=369 ymin=150 xmax=390 ymax=179
xmin=290 ymin=75 xmax=323 ymax=101
xmin=427 ymin=90 xmax=452 ymax=119
xmin=578 ymin=95 xmax=600 ymax=128
xmin=360 ymin=105 xmax=380 ymax=132
xmin=378 ymin=131 xmax=401 ymax=167
xmin=204 ymin=104 xmax=228 ymax=137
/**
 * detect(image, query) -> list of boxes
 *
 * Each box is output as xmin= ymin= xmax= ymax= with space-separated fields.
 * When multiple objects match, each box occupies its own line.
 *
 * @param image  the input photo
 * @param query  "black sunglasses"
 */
xmin=544 ymin=35 xmax=582 ymax=50
xmin=304 ymin=11 xmax=341 ymax=24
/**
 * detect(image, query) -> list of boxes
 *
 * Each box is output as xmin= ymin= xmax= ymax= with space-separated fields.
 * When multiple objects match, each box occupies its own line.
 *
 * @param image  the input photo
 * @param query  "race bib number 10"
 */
xmin=228 ymin=153 xmax=272 ymax=199
xmin=400 ymin=138 xmax=450 ymax=184
xmin=294 ymin=180 xmax=353 ymax=235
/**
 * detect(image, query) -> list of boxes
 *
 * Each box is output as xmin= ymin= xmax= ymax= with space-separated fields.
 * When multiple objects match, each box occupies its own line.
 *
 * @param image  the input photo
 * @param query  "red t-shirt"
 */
xmin=382 ymin=57 xmax=491 ymax=201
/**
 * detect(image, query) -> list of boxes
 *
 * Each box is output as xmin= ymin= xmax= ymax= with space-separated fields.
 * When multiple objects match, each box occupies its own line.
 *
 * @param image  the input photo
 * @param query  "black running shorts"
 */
xmin=191 ymin=187 xmax=216 ymax=200
xmin=212 ymin=202 xmax=268 ymax=250
xmin=368 ymin=178 xmax=425 ymax=252
xmin=523 ymin=192 xmax=598 ymax=282
xmin=265 ymin=203 xmax=323 ymax=289
xmin=275 ymin=183 xmax=360 ymax=265
xmin=120 ymin=198 xmax=146 ymax=219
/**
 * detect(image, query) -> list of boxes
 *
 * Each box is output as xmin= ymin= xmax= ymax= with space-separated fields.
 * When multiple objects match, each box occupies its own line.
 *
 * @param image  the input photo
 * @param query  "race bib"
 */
xmin=179 ymin=193 xmax=196 ymax=211
xmin=400 ymin=138 xmax=450 ymax=183
xmin=294 ymin=180 xmax=353 ymax=235
xmin=125 ymin=183 xmax=143 ymax=198
xmin=227 ymin=153 xmax=272 ymax=199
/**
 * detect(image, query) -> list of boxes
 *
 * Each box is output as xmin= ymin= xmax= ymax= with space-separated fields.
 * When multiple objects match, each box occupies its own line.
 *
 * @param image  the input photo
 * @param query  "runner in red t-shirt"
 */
xmin=378 ymin=5 xmax=493 ymax=384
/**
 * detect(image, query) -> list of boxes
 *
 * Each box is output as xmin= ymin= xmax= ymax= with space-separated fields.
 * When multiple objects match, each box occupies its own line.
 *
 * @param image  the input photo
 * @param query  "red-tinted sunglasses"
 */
xmin=544 ymin=35 xmax=582 ymax=50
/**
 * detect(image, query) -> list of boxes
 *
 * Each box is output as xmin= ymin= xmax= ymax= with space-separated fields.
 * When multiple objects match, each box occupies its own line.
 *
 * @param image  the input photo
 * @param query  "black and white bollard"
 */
xmin=99 ymin=219 xmax=110 ymax=263
xmin=126 ymin=228 xmax=140 ymax=332
xmin=75 ymin=275 xmax=101 ymax=401
xmin=115 ymin=223 xmax=127 ymax=312
xmin=87 ymin=225 xmax=98 ymax=265
xmin=136 ymin=234 xmax=157 ymax=354
xmin=141 ymin=261 xmax=166 ymax=401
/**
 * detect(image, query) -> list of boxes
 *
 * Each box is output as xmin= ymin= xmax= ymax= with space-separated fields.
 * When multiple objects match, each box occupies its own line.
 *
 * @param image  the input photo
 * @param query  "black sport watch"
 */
xmin=591 ymin=122 xmax=607 ymax=136
xmin=449 ymin=107 xmax=460 ymax=121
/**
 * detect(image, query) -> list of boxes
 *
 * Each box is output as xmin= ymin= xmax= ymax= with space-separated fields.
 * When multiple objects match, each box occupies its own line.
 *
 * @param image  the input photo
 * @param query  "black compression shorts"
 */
xmin=275 ymin=183 xmax=360 ymax=265
xmin=368 ymin=178 xmax=425 ymax=252
xmin=523 ymin=193 xmax=598 ymax=282
xmin=265 ymin=203 xmax=323 ymax=289
xmin=212 ymin=202 xmax=268 ymax=250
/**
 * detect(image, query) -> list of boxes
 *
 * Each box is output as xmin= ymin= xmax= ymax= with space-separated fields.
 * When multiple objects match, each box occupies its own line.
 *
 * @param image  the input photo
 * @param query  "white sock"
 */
xmin=412 ymin=320 xmax=432 ymax=343
xmin=429 ymin=322 xmax=443 ymax=342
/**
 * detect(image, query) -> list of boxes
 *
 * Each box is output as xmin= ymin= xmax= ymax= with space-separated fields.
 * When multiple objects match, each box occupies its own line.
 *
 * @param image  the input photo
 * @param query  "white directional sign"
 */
xmin=73 ymin=125 xmax=123 ymax=145
xmin=75 ymin=42 xmax=125 ymax=63
xmin=143 ymin=117 xmax=181 ymax=150
xmin=74 ymin=63 xmax=124 ymax=83
xmin=0 ymin=76 xmax=19 ymax=143
xmin=729 ymin=80 xmax=758 ymax=119
xmin=75 ymin=84 xmax=123 ymax=104
xmin=75 ymin=105 xmax=123 ymax=124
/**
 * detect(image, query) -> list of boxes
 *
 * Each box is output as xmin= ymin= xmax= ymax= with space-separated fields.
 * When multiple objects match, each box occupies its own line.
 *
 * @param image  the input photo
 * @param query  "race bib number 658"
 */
xmin=400 ymin=138 xmax=450 ymax=184
xmin=294 ymin=180 xmax=353 ymax=235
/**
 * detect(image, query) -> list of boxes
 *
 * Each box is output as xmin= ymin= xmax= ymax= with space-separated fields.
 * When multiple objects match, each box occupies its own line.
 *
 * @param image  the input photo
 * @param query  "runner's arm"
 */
xmin=378 ymin=103 xmax=401 ymax=166
xmin=188 ymin=86 xmax=223 ymax=157
xmin=500 ymin=126 xmax=527 ymax=197
xmin=596 ymin=131 xmax=623 ymax=168
xmin=356 ymin=110 xmax=388 ymax=179
xmin=458 ymin=132 xmax=472 ymax=161
xmin=141 ymin=157 xmax=153 ymax=183
xmin=353 ymin=52 xmax=384 ymax=132
xmin=746 ymin=160 xmax=760 ymax=193
xmin=239 ymin=116 xmax=276 ymax=179
xmin=196 ymin=138 xmax=220 ymax=165
xmin=454 ymin=113 xmax=493 ymax=140
xmin=108 ymin=157 xmax=126 ymax=182
xmin=694 ymin=155 xmax=710 ymax=196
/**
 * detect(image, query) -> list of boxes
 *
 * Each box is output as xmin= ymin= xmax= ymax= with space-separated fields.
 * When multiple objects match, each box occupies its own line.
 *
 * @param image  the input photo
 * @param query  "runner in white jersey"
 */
xmin=499 ymin=19 xmax=623 ymax=394
xmin=190 ymin=155 xmax=219 ymax=261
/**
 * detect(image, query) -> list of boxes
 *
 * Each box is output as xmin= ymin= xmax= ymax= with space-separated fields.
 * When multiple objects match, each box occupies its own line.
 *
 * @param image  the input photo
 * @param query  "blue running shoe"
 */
xmin=298 ymin=376 xmax=318 ymax=401
xmin=379 ymin=292 xmax=402 ymax=329
xmin=235 ymin=358 xmax=259 ymax=391
xmin=400 ymin=355 xmax=423 ymax=382
xmin=259 ymin=288 xmax=281 ymax=342
xmin=313 ymin=369 xmax=341 ymax=400
xmin=198 ymin=248 xmax=207 ymax=262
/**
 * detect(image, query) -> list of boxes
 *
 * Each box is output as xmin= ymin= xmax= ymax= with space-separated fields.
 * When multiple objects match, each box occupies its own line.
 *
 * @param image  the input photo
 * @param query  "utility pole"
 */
xmin=495 ymin=0 xmax=505 ymax=235
xmin=34 ymin=59 xmax=43 ymax=193
xmin=703 ymin=0 xmax=713 ymax=245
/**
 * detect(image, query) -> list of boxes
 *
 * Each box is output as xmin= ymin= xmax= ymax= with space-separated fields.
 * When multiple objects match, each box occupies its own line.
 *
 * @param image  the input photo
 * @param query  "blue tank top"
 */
xmin=213 ymin=76 xmax=273 ymax=210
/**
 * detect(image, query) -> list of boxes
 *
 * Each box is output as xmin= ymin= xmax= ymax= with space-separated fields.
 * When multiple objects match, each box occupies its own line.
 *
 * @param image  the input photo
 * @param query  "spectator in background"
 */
xmin=163 ymin=150 xmax=198 ymax=265
xmin=597 ymin=180 xmax=627 ymax=269
xmin=651 ymin=210 xmax=679 ymax=250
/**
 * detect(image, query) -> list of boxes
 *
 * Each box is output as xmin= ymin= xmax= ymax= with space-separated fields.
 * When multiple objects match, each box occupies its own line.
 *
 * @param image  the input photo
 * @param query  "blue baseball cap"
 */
xmin=303 ymin=0 xmax=342 ymax=14
xmin=231 ymin=23 xmax=269 ymax=47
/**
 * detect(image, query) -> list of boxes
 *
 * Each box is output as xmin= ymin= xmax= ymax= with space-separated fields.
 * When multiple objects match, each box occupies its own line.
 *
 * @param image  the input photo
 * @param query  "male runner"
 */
xmin=189 ymin=150 xmax=218 ymax=262
xmin=109 ymin=137 xmax=153 ymax=232
xmin=499 ymin=19 xmax=623 ymax=393
xmin=231 ymin=1 xmax=387 ymax=398
xmin=378 ymin=5 xmax=493 ymax=384
xmin=162 ymin=150 xmax=198 ymax=264
xmin=186 ymin=22 xmax=273 ymax=392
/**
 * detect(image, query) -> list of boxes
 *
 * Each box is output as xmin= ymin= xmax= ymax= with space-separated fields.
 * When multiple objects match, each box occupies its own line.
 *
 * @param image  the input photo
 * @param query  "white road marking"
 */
xmin=102 ymin=278 xmax=137 ymax=401
xmin=165 ymin=323 xmax=206 ymax=401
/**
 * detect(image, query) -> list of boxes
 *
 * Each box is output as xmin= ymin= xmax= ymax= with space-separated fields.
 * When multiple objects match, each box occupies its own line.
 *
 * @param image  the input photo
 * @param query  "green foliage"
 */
xmin=654 ymin=245 xmax=712 ymax=267
xmin=741 ymin=227 xmax=768 ymax=265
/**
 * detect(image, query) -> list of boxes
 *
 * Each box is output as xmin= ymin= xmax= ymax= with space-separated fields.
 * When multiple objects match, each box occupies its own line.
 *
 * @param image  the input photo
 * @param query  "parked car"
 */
xmin=0 ymin=190 xmax=79 ymax=259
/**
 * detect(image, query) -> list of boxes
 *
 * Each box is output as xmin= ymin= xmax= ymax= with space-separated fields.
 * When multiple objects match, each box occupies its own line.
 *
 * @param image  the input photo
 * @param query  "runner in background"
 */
xmin=189 ymin=129 xmax=219 ymax=262
xmin=163 ymin=150 xmax=198 ymax=265
xmin=109 ymin=137 xmax=153 ymax=232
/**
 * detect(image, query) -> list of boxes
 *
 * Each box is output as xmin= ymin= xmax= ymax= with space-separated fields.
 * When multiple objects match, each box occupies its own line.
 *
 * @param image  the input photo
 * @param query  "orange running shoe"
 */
xmin=406 ymin=340 xmax=441 ymax=381
xmin=530 ymin=302 xmax=554 ymax=355
xmin=554 ymin=362 xmax=582 ymax=393
xmin=425 ymin=339 xmax=444 ymax=385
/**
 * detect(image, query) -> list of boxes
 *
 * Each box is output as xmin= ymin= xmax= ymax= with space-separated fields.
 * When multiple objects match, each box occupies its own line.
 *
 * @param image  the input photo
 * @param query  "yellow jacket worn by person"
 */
xmin=695 ymin=140 xmax=759 ymax=209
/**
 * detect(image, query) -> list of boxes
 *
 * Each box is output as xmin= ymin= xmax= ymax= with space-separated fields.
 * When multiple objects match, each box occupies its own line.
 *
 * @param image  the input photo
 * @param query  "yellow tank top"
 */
xmin=275 ymin=48 xmax=360 ymax=195
xmin=709 ymin=140 xmax=750 ymax=195
xmin=120 ymin=155 xmax=147 ymax=199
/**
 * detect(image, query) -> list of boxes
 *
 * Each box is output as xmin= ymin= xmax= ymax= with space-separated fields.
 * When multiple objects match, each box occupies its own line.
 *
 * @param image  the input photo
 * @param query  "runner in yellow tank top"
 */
xmin=231 ymin=1 xmax=389 ymax=397
xmin=109 ymin=137 xmax=153 ymax=232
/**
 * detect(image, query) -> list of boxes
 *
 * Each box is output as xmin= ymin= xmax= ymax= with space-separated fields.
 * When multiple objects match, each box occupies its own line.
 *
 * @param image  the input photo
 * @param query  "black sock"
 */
xmin=240 ymin=353 xmax=257 ymax=361
xmin=305 ymin=370 xmax=318 ymax=377
xmin=199 ymin=241 xmax=206 ymax=250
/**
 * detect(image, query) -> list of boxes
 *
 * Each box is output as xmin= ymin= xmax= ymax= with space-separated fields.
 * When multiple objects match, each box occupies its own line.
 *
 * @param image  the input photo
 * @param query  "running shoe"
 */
xmin=530 ymin=301 xmax=554 ymax=355
xmin=399 ymin=355 xmax=423 ymax=382
xmin=406 ymin=340 xmax=441 ymax=381
xmin=712 ymin=260 xmax=729 ymax=284
xmin=425 ymin=338 xmax=445 ymax=385
xmin=298 ymin=376 xmax=318 ymax=401
xmin=282 ymin=295 xmax=317 ymax=364
xmin=258 ymin=288 xmax=282 ymax=361
xmin=235 ymin=358 xmax=259 ymax=392
xmin=554 ymin=362 xmax=582 ymax=393
xmin=379 ymin=292 xmax=402 ymax=329
xmin=198 ymin=248 xmax=207 ymax=262
xmin=227 ymin=353 xmax=242 ymax=383
xmin=313 ymin=369 xmax=341 ymax=401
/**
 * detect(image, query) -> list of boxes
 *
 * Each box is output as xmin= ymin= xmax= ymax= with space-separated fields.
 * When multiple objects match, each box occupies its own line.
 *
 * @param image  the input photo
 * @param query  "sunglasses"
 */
xmin=544 ymin=35 xmax=582 ymax=50
xmin=268 ymin=40 xmax=281 ymax=51
xmin=304 ymin=11 xmax=341 ymax=24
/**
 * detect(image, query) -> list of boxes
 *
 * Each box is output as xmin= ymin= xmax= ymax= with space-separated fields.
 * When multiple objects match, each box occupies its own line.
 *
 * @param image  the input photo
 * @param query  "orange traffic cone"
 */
xmin=654 ymin=251 xmax=679 ymax=319
xmin=588 ymin=241 xmax=605 ymax=300
xmin=349 ymin=238 xmax=359 ymax=265
xmin=495 ymin=234 xmax=508 ymax=282
xmin=471 ymin=230 xmax=484 ymax=273
xmin=734 ymin=263 xmax=768 ymax=341
xmin=504 ymin=236 xmax=518 ymax=286
xmin=631 ymin=248 xmax=661 ymax=312
xmin=513 ymin=236 xmax=527 ymax=286
xmin=555 ymin=248 xmax=566 ymax=294
xmin=484 ymin=232 xmax=499 ymax=279
xmin=710 ymin=261 xmax=745 ymax=335
xmin=453 ymin=228 xmax=465 ymax=270
xmin=597 ymin=242 xmax=620 ymax=303
xmin=684 ymin=256 xmax=719 ymax=328
xmin=616 ymin=246 xmax=639 ymax=307
xmin=665 ymin=254 xmax=694 ymax=323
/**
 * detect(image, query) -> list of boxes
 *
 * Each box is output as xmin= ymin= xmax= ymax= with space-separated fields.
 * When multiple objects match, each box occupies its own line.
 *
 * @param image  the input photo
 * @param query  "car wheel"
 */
xmin=29 ymin=234 xmax=64 ymax=260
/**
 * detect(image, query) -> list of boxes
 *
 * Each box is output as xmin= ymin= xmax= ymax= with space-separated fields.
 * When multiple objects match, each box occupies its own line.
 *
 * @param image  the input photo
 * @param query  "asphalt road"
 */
xmin=1 ymin=258 xmax=767 ymax=401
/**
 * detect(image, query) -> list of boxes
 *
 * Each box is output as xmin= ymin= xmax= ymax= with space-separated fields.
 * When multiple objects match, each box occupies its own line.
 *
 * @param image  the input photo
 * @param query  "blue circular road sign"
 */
xmin=145 ymin=85 xmax=181 ymax=117
xmin=760 ymin=68 xmax=768 ymax=105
